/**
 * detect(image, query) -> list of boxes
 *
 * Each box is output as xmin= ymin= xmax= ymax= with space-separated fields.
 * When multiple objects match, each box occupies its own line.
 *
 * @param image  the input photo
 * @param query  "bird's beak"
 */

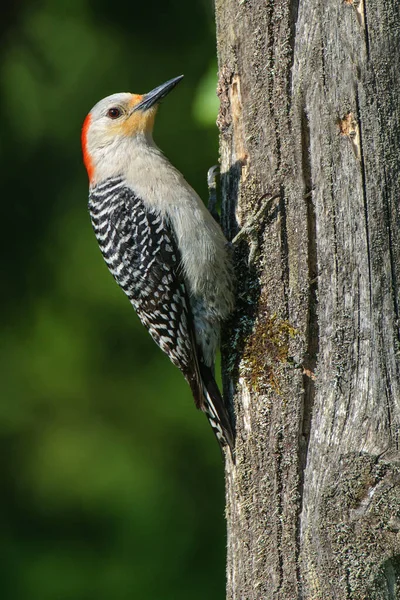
xmin=132 ymin=75 xmax=184 ymax=113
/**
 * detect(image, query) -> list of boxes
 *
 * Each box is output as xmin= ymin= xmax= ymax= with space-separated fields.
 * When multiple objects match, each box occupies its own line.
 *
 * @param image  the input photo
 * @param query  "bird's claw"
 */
xmin=232 ymin=193 xmax=280 ymax=265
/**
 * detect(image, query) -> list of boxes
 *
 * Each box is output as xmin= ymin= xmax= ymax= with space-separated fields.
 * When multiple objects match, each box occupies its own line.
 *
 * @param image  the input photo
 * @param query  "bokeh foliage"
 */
xmin=1 ymin=1 xmax=226 ymax=598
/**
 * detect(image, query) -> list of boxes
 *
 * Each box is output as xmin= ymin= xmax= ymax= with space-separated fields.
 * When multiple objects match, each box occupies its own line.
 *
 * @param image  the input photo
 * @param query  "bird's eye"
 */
xmin=107 ymin=107 xmax=122 ymax=119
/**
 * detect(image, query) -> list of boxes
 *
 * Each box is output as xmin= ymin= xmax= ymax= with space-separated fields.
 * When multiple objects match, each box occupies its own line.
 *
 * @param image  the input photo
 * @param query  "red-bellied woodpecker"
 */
xmin=82 ymin=75 xmax=235 ymax=454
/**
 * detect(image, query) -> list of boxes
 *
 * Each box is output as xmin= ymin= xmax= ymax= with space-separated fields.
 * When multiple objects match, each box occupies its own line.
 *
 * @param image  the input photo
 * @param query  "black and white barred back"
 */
xmin=89 ymin=176 xmax=234 ymax=453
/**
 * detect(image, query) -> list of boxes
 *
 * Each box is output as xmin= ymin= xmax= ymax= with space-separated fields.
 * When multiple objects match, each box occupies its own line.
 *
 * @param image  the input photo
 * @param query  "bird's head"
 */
xmin=82 ymin=75 xmax=183 ymax=182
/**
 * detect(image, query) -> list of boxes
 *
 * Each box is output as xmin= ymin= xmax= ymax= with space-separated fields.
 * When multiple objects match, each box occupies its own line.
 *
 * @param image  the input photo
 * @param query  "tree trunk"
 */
xmin=216 ymin=0 xmax=400 ymax=598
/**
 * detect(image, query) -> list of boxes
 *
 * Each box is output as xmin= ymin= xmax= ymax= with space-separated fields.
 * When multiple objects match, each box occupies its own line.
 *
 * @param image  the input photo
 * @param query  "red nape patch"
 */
xmin=81 ymin=113 xmax=94 ymax=182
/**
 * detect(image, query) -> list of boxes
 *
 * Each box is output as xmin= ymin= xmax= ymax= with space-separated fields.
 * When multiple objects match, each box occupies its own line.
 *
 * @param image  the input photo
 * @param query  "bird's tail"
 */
xmin=198 ymin=362 xmax=235 ymax=457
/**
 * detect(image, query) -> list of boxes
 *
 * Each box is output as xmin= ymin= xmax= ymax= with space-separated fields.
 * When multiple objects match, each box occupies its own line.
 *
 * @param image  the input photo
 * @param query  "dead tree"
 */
xmin=216 ymin=0 xmax=400 ymax=597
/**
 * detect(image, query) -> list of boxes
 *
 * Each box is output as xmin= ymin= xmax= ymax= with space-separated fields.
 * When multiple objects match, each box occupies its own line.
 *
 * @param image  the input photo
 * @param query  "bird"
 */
xmin=81 ymin=75 xmax=235 ymax=454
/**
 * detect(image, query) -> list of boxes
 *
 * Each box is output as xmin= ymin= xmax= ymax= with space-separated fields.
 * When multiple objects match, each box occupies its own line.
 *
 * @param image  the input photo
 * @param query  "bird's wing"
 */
xmin=92 ymin=185 xmax=204 ymax=405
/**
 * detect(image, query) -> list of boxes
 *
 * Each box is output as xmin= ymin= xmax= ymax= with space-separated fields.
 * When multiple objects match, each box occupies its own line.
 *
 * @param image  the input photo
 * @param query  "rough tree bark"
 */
xmin=216 ymin=0 xmax=400 ymax=598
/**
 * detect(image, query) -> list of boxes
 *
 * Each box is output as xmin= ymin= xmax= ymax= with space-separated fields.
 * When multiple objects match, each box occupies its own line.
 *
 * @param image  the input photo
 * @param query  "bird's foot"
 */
xmin=232 ymin=192 xmax=280 ymax=265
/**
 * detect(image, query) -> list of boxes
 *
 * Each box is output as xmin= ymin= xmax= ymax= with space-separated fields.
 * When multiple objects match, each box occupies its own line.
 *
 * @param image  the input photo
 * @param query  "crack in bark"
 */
xmin=384 ymin=366 xmax=394 ymax=446
xmin=356 ymin=273 xmax=361 ymax=381
xmin=363 ymin=0 xmax=371 ymax=61
xmin=355 ymin=87 xmax=373 ymax=309
xmin=297 ymin=108 xmax=319 ymax=593
xmin=265 ymin=0 xmax=287 ymax=174
xmin=279 ymin=186 xmax=290 ymax=320
xmin=329 ymin=169 xmax=340 ymax=284
xmin=320 ymin=35 xmax=327 ymax=94
xmin=287 ymin=0 xmax=300 ymax=115
xmin=276 ymin=425 xmax=285 ymax=592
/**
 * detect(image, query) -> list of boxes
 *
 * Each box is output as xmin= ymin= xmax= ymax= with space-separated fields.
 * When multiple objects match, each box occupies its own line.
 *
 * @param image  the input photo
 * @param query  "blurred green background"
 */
xmin=1 ymin=1 xmax=226 ymax=598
